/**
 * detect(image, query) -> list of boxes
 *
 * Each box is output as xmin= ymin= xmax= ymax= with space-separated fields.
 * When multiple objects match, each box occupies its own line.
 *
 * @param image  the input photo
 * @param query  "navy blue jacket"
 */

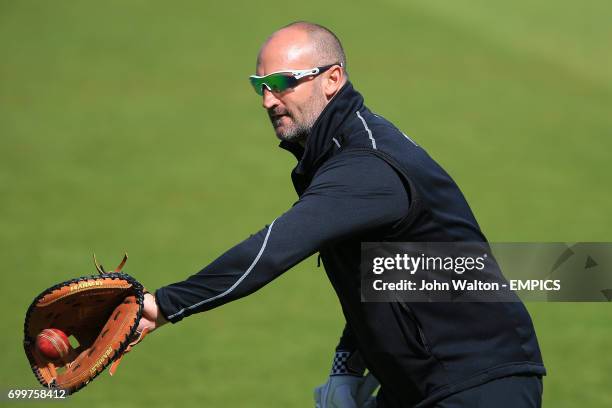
xmin=156 ymin=82 xmax=545 ymax=407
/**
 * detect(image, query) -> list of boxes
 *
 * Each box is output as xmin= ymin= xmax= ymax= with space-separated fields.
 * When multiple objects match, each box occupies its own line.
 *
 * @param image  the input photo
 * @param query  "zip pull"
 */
xmin=317 ymin=254 xmax=322 ymax=268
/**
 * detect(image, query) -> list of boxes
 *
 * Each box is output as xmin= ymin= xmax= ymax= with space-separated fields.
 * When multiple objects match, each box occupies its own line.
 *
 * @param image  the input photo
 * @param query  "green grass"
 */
xmin=1 ymin=1 xmax=610 ymax=407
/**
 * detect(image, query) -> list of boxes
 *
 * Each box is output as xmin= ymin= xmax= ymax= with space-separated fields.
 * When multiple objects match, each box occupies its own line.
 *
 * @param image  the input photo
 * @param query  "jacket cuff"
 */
xmin=330 ymin=350 xmax=366 ymax=377
xmin=154 ymin=287 xmax=183 ymax=324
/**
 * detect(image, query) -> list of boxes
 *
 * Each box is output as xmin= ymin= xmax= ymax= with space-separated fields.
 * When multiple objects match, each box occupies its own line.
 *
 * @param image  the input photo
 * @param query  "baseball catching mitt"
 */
xmin=23 ymin=254 xmax=148 ymax=394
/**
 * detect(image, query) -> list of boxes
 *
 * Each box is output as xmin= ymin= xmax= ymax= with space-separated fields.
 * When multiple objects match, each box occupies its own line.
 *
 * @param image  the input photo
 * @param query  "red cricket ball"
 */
xmin=36 ymin=328 xmax=71 ymax=360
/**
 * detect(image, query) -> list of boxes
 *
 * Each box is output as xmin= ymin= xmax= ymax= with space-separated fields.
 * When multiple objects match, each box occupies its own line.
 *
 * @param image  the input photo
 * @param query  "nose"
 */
xmin=261 ymin=87 xmax=280 ymax=110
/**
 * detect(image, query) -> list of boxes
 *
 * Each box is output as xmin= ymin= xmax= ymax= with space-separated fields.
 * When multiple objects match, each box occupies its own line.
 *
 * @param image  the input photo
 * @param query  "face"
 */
xmin=256 ymin=31 xmax=328 ymax=144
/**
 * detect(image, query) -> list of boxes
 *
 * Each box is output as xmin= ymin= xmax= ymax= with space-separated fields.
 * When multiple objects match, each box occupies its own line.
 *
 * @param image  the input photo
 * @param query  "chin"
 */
xmin=274 ymin=124 xmax=307 ymax=143
xmin=275 ymin=128 xmax=295 ymax=142
xmin=276 ymin=134 xmax=295 ymax=143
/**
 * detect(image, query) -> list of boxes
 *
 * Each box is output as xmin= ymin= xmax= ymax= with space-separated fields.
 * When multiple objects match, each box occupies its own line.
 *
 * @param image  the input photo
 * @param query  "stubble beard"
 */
xmin=270 ymin=92 xmax=327 ymax=144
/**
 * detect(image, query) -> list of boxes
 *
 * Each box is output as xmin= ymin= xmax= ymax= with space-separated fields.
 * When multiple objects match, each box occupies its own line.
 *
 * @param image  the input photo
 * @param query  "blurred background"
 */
xmin=1 ymin=0 xmax=610 ymax=406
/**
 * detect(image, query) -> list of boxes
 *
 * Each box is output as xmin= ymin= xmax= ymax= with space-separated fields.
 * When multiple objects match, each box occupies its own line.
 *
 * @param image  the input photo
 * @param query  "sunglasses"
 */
xmin=249 ymin=63 xmax=343 ymax=96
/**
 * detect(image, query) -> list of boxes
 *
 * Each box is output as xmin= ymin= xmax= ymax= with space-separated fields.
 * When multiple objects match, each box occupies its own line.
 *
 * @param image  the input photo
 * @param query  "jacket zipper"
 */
xmin=399 ymin=302 xmax=431 ymax=354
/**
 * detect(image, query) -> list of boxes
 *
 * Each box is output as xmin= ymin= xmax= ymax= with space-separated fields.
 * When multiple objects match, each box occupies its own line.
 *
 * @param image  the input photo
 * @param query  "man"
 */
xmin=138 ymin=22 xmax=546 ymax=407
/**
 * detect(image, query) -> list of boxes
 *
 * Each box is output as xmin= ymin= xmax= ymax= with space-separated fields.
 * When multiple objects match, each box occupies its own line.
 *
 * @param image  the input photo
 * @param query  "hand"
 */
xmin=314 ymin=373 xmax=379 ymax=408
xmin=137 ymin=292 xmax=168 ymax=334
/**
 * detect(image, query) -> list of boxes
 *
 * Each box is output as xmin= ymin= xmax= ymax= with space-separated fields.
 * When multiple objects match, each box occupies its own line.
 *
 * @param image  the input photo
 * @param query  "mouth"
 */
xmin=269 ymin=112 xmax=290 ymax=127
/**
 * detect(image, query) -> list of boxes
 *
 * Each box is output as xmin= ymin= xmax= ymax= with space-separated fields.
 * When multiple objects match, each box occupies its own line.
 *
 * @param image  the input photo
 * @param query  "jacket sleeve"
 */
xmin=337 ymin=323 xmax=358 ymax=352
xmin=330 ymin=323 xmax=367 ymax=376
xmin=155 ymin=151 xmax=410 ymax=323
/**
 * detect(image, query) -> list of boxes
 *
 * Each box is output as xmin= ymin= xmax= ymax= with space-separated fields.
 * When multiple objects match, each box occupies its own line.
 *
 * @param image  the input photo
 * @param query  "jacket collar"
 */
xmin=279 ymin=81 xmax=364 ymax=176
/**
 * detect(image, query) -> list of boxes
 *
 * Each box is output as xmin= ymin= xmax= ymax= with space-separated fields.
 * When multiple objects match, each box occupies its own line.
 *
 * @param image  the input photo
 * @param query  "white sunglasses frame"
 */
xmin=249 ymin=62 xmax=343 ymax=93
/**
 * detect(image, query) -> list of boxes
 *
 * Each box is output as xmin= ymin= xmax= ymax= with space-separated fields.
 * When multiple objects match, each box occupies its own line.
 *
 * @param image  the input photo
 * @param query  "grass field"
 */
xmin=1 ymin=1 xmax=611 ymax=407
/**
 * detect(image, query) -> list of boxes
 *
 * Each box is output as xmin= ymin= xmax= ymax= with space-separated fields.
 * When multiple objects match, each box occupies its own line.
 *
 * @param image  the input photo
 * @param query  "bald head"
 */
xmin=255 ymin=22 xmax=347 ymax=144
xmin=257 ymin=21 xmax=347 ymax=73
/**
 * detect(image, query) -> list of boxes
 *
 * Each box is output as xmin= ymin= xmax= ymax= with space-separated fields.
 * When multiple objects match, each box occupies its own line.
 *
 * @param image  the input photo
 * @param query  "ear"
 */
xmin=323 ymin=65 xmax=345 ymax=100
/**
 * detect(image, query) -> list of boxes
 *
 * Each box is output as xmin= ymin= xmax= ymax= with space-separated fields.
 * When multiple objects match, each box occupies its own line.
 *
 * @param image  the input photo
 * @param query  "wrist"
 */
xmin=156 ymin=309 xmax=168 ymax=327
xmin=153 ymin=291 xmax=170 ymax=326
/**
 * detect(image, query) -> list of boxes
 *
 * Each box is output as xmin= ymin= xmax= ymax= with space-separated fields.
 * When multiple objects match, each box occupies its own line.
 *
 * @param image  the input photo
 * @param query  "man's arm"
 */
xmin=153 ymin=151 xmax=410 ymax=324
xmin=337 ymin=324 xmax=359 ymax=355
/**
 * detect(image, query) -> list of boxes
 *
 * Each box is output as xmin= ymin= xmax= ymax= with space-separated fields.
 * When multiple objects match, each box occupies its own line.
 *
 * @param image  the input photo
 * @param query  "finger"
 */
xmin=332 ymin=384 xmax=359 ymax=408
xmin=314 ymin=386 xmax=322 ymax=407
xmin=136 ymin=317 xmax=155 ymax=334
xmin=356 ymin=373 xmax=380 ymax=404
xmin=361 ymin=396 xmax=377 ymax=408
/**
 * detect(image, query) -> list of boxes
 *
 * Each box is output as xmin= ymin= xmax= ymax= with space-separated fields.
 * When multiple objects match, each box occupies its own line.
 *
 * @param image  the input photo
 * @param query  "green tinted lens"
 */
xmin=249 ymin=76 xmax=264 ymax=95
xmin=265 ymin=74 xmax=293 ymax=93
xmin=250 ymin=73 xmax=296 ymax=95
